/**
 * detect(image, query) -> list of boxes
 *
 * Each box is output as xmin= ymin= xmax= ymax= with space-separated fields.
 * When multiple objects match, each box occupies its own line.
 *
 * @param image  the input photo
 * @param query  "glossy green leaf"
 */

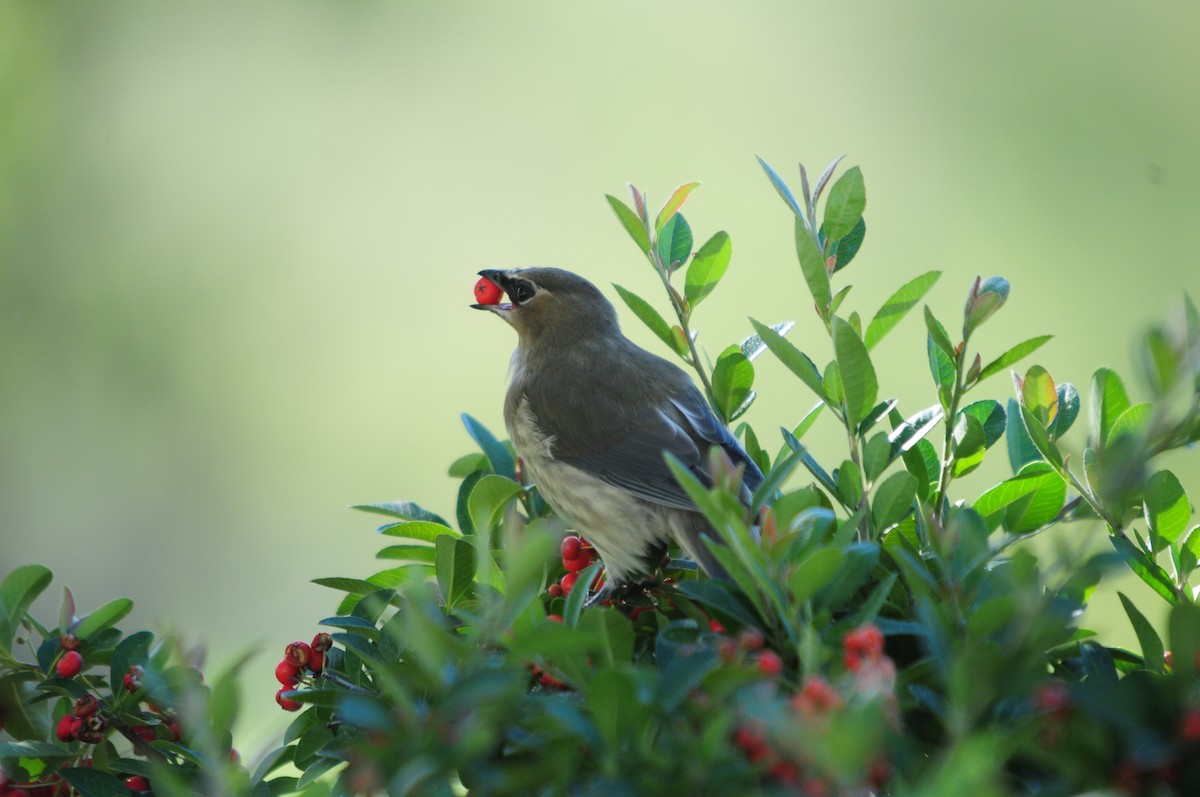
xmin=865 ymin=271 xmax=941 ymax=350
xmin=1144 ymin=470 xmax=1190 ymax=549
xmin=1020 ymin=366 xmax=1058 ymax=427
xmin=1119 ymin=592 xmax=1165 ymax=671
xmin=0 ymin=679 xmax=50 ymax=741
xmin=951 ymin=414 xmax=987 ymax=477
xmin=959 ymin=400 xmax=1006 ymax=448
xmin=1090 ymin=367 xmax=1132 ymax=446
xmin=1049 ymin=382 xmax=1081 ymax=438
xmin=902 ymin=438 xmax=940 ymax=501
xmin=435 ymin=535 xmax=477 ymax=609
xmin=822 ymin=165 xmax=866 ymax=241
xmin=655 ymin=181 xmax=701 ymax=232
xmin=1006 ymin=397 xmax=1042 ymax=473
xmin=1111 ymin=535 xmax=1180 ymax=604
xmin=741 ymin=320 xmax=794 ymax=362
xmin=656 ymin=213 xmax=693 ymax=270
xmin=974 ymin=465 xmax=1057 ymax=531
xmin=795 ymin=216 xmax=832 ymax=311
xmin=748 ymin=318 xmax=824 ymax=400
xmin=378 ymin=520 xmax=459 ymax=542
xmin=863 ymin=432 xmax=892 ymax=482
xmin=756 ymin=156 xmax=805 ymax=219
xmin=828 ymin=216 xmax=866 ymax=272
xmin=1018 ymin=404 xmax=1064 ymax=468
xmin=74 ymin=598 xmax=133 ymax=641
xmin=351 ymin=501 xmax=450 ymax=528
xmin=613 ymin=284 xmax=677 ymax=354
xmin=836 ymin=459 xmax=863 ymax=509
xmin=977 ymin=334 xmax=1053 ymax=382
xmin=823 ymin=360 xmax=843 ymax=406
xmin=1143 ymin=327 xmax=1182 ymax=395
xmin=684 ymin=231 xmax=732 ymax=307
xmin=467 ymin=474 xmax=524 ymax=533
xmin=712 ymin=349 xmax=755 ymax=423
xmin=872 ymin=471 xmax=918 ymax=529
xmin=605 ymin=194 xmax=650 ymax=254
xmin=1002 ymin=462 xmax=1066 ymax=534
xmin=832 ymin=316 xmax=878 ymax=427
xmin=461 ymin=413 xmax=515 ymax=480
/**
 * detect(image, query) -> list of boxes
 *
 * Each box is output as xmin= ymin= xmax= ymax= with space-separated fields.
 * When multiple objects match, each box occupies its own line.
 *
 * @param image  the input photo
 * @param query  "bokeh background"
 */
xmin=4 ymin=1 xmax=1199 ymax=747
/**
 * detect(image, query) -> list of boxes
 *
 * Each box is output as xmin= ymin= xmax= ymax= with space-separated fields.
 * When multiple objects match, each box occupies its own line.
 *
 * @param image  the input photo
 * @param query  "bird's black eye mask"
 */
xmin=509 ymin=279 xmax=537 ymax=305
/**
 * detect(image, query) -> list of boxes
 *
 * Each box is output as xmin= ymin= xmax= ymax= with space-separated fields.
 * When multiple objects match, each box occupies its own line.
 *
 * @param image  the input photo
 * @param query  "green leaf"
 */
xmin=977 ymin=335 xmax=1054 ymax=382
xmin=756 ymin=156 xmax=805 ymax=219
xmin=823 ymin=165 xmax=866 ymax=241
xmin=1111 ymin=535 xmax=1180 ymax=604
xmin=656 ymin=213 xmax=693 ymax=269
xmin=376 ymin=544 xmax=437 ymax=563
xmin=0 ymin=740 xmax=75 ymax=758
xmin=1049 ymin=382 xmax=1081 ymax=438
xmin=378 ymin=520 xmax=459 ymax=542
xmin=74 ymin=598 xmax=133 ymax=641
xmin=0 ymin=678 xmax=50 ymax=741
xmin=467 ymin=475 xmax=524 ymax=533
xmin=831 ymin=316 xmax=878 ymax=427
xmin=613 ymin=284 xmax=678 ymax=354
xmin=712 ymin=349 xmax=755 ymax=424
xmin=951 ymin=414 xmax=987 ymax=477
xmin=1118 ymin=592 xmax=1165 ymax=671
xmin=828 ymin=216 xmax=866 ymax=272
xmin=312 ymin=577 xmax=381 ymax=596
xmin=740 ymin=320 xmax=794 ymax=362
xmin=684 ymin=231 xmax=732 ymax=307
xmin=1002 ymin=462 xmax=1066 ymax=534
xmin=1110 ymin=402 xmax=1153 ymax=442
xmin=795 ymin=217 xmax=832 ymax=311
xmin=863 ymin=432 xmax=892 ymax=483
xmin=872 ymin=472 xmax=918 ymax=529
xmin=974 ymin=464 xmax=1057 ymax=531
xmin=1018 ymin=403 xmax=1063 ymax=468
xmin=748 ymin=318 xmax=824 ymax=400
xmin=351 ymin=500 xmax=450 ymax=528
xmin=1143 ymin=327 xmax=1182 ymax=396
xmin=959 ymin=400 xmax=1006 ymax=448
xmin=435 ymin=535 xmax=477 ymax=609
xmin=925 ymin=308 xmax=956 ymax=392
xmin=605 ymin=194 xmax=651 ymax=254
xmin=1020 ymin=366 xmax=1058 ymax=428
xmin=1144 ymin=470 xmax=1190 ymax=550
xmin=836 ymin=459 xmax=863 ymax=509
xmin=865 ymin=271 xmax=941 ymax=350
xmin=902 ymin=438 xmax=940 ymax=500
xmin=1006 ymin=397 xmax=1041 ymax=473
xmin=60 ymin=766 xmax=134 ymax=796
xmin=788 ymin=548 xmax=845 ymax=603
xmin=655 ymin=181 xmax=701 ymax=232
xmin=1090 ymin=367 xmax=1132 ymax=446
xmin=461 ymin=414 xmax=516 ymax=480
xmin=1 ymin=564 xmax=52 ymax=641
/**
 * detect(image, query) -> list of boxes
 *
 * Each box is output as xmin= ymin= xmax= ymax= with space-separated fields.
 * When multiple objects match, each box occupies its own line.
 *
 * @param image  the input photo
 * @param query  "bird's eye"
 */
xmin=511 ymin=281 xmax=536 ymax=304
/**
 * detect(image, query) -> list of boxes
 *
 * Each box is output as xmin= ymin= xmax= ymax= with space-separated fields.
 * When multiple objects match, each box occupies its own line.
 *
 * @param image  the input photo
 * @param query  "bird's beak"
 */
xmin=471 ymin=269 xmax=516 ymax=315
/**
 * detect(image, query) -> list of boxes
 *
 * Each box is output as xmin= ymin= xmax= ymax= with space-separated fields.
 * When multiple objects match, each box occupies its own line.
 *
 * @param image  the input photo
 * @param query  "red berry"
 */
xmin=285 ymin=641 xmax=313 ymax=667
xmin=561 ymin=535 xmax=582 ymax=561
xmin=1181 ymin=709 xmax=1200 ymax=742
xmin=307 ymin=649 xmax=324 ymax=675
xmin=276 ymin=688 xmax=302 ymax=712
xmin=124 ymin=775 xmax=151 ymax=791
xmin=737 ymin=627 xmax=765 ymax=652
xmin=1034 ymin=680 xmax=1071 ymax=718
xmin=546 ymin=614 xmax=564 ymax=623
xmin=547 ymin=583 xmax=563 ymax=598
xmin=560 ymin=572 xmax=579 ymax=594
xmin=708 ymin=619 xmax=726 ymax=634
xmin=131 ymin=724 xmax=156 ymax=743
xmin=55 ymin=650 xmax=83 ymax=678
xmin=56 ymin=713 xmax=81 ymax=742
xmin=756 ymin=650 xmax=784 ymax=677
xmin=843 ymin=625 xmax=884 ymax=660
xmin=275 ymin=658 xmax=301 ymax=687
xmin=473 ymin=276 xmax=504 ymax=305
xmin=562 ymin=554 xmax=591 ymax=573
xmin=229 ymin=748 xmax=241 ymax=764
xmin=311 ymin=633 xmax=333 ymax=652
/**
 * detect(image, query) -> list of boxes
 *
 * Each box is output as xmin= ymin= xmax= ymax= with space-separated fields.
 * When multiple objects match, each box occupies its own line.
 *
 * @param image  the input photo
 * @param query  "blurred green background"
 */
xmin=3 ymin=1 xmax=1199 ymax=746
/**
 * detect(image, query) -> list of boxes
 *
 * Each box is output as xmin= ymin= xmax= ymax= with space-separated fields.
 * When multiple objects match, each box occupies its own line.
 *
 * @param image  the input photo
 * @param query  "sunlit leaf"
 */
xmin=1144 ymin=470 xmax=1190 ymax=550
xmin=605 ymin=194 xmax=650 ymax=254
xmin=795 ymin=217 xmax=832 ymax=311
xmin=832 ymin=316 xmax=877 ymax=427
xmin=1090 ymin=367 xmax=1131 ymax=446
xmin=865 ymin=271 xmax=941 ymax=350
xmin=756 ymin=156 xmax=805 ymax=219
xmin=823 ymin=165 xmax=866 ymax=241
xmin=977 ymin=334 xmax=1053 ymax=382
xmin=685 ymin=231 xmax=732 ymax=307
xmin=656 ymin=213 xmax=694 ymax=270
xmin=655 ymin=181 xmax=701 ymax=232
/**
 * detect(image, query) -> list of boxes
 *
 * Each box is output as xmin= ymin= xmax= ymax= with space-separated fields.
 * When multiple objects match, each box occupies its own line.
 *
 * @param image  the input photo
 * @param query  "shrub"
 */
xmin=3 ymin=156 xmax=1199 ymax=796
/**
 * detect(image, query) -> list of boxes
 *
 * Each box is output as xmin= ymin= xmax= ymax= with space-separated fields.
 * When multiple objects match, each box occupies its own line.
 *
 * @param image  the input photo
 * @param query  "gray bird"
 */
xmin=471 ymin=267 xmax=764 ymax=593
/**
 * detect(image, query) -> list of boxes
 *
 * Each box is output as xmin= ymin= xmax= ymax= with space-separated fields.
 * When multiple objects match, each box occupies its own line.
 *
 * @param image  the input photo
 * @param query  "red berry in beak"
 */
xmin=474 ymin=276 xmax=504 ymax=305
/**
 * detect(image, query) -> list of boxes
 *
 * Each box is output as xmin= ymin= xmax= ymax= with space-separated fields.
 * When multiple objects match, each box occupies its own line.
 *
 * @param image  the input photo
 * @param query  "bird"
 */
xmin=471 ymin=267 xmax=764 ymax=596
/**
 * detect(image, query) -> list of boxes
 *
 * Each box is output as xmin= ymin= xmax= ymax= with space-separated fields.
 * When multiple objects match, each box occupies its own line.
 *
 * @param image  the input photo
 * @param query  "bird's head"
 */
xmin=471 ymin=268 xmax=619 ymax=345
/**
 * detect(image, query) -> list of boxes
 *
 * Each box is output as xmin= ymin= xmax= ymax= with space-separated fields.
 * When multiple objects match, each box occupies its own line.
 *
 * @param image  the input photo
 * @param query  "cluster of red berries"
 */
xmin=546 ymin=536 xmax=598 ymax=597
xmin=274 ymin=633 xmax=332 ymax=711
xmin=54 ymin=634 xmax=84 ymax=678
xmin=841 ymin=624 xmax=884 ymax=672
xmin=715 ymin=625 xmax=785 ymax=676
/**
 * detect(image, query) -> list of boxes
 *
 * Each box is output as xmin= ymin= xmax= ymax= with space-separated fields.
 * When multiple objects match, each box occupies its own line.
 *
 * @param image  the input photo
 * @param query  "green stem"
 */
xmin=933 ymin=345 xmax=968 ymax=518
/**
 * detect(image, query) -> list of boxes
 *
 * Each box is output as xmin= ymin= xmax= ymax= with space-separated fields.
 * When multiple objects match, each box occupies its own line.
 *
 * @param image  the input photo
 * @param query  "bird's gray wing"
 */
xmin=558 ymin=385 xmax=764 ymax=511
